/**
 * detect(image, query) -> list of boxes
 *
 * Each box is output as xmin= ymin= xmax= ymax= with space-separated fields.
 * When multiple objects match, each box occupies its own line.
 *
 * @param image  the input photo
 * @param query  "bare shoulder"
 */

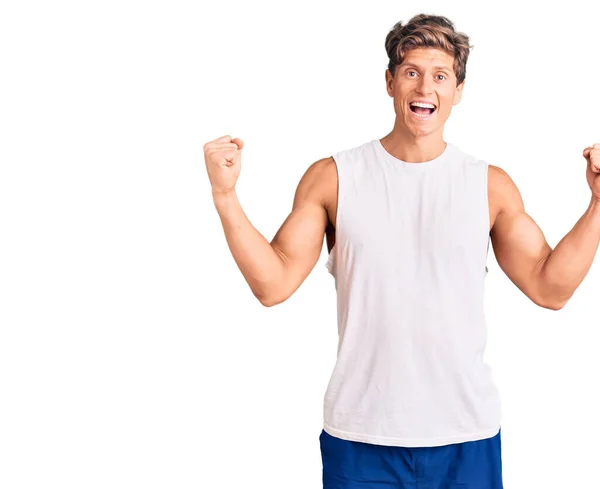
xmin=301 ymin=156 xmax=335 ymax=188
xmin=298 ymin=156 xmax=338 ymax=226
xmin=488 ymin=164 xmax=525 ymax=231
xmin=488 ymin=164 xmax=524 ymax=210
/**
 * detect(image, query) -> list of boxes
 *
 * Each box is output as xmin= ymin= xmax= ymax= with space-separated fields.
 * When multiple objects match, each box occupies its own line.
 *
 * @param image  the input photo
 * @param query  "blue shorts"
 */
xmin=319 ymin=428 xmax=503 ymax=489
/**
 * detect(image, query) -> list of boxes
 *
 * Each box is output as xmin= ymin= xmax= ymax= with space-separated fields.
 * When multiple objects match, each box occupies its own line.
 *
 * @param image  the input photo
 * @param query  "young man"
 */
xmin=205 ymin=13 xmax=600 ymax=489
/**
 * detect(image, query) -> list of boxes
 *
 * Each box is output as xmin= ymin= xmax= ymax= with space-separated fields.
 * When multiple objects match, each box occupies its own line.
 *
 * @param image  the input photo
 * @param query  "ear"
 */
xmin=453 ymin=80 xmax=465 ymax=105
xmin=385 ymin=69 xmax=394 ymax=97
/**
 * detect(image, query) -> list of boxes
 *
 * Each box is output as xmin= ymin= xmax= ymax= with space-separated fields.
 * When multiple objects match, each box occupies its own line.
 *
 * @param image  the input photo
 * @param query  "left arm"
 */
xmin=538 ymin=197 xmax=600 ymax=308
xmin=490 ymin=165 xmax=600 ymax=310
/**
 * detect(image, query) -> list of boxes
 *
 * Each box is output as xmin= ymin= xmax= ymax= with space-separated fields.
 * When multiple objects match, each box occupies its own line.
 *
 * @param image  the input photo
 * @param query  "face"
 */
xmin=385 ymin=47 xmax=464 ymax=138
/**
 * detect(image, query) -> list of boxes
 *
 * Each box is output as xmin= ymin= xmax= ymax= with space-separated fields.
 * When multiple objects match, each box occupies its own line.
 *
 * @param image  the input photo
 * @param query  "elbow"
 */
xmin=258 ymin=296 xmax=277 ymax=307
xmin=251 ymin=280 xmax=276 ymax=307
xmin=536 ymin=269 xmax=571 ymax=310
xmin=539 ymin=295 xmax=569 ymax=311
xmin=258 ymin=296 xmax=286 ymax=308
xmin=253 ymin=275 xmax=289 ymax=307
xmin=258 ymin=289 xmax=291 ymax=307
xmin=254 ymin=289 xmax=284 ymax=308
xmin=551 ymin=297 xmax=570 ymax=310
xmin=254 ymin=291 xmax=275 ymax=307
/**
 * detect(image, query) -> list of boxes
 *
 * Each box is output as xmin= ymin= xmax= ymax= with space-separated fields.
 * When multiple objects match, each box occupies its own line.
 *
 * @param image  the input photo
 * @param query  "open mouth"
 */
xmin=409 ymin=104 xmax=437 ymax=117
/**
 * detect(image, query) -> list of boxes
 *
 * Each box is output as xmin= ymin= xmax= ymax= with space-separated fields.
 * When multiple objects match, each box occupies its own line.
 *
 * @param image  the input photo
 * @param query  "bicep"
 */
xmin=268 ymin=159 xmax=331 ymax=302
xmin=490 ymin=167 xmax=553 ymax=307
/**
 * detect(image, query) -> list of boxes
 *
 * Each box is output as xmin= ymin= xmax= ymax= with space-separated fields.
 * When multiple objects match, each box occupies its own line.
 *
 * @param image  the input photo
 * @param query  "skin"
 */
xmin=207 ymin=47 xmax=600 ymax=309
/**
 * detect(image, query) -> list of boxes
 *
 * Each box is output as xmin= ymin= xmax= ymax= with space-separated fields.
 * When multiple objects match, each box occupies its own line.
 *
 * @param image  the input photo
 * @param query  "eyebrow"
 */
xmin=403 ymin=63 xmax=451 ymax=72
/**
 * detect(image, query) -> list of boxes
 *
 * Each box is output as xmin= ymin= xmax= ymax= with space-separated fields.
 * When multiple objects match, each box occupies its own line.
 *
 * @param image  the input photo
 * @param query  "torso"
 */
xmin=321 ymin=156 xmax=503 ymax=254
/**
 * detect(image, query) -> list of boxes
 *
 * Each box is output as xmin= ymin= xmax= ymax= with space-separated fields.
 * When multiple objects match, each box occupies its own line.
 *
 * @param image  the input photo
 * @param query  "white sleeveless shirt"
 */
xmin=323 ymin=138 xmax=501 ymax=447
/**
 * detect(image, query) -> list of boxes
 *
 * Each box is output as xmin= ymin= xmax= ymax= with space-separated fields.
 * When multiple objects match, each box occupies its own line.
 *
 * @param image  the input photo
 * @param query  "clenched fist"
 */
xmin=584 ymin=143 xmax=600 ymax=202
xmin=204 ymin=135 xmax=244 ymax=195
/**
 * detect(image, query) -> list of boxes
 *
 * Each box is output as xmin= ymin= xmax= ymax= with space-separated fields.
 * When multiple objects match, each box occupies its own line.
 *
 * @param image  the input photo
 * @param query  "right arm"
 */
xmin=206 ymin=136 xmax=332 ymax=306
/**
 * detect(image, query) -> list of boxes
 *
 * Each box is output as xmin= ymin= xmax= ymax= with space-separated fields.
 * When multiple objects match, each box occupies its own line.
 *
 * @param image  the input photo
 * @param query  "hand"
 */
xmin=204 ymin=135 xmax=244 ymax=195
xmin=584 ymin=143 xmax=600 ymax=202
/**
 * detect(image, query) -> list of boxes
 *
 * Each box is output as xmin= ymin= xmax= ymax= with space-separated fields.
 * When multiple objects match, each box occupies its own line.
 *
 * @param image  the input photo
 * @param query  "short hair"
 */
xmin=384 ymin=14 xmax=474 ymax=86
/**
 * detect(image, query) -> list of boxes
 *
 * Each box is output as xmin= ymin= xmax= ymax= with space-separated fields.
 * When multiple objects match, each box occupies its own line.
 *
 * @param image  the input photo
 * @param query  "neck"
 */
xmin=381 ymin=125 xmax=446 ymax=163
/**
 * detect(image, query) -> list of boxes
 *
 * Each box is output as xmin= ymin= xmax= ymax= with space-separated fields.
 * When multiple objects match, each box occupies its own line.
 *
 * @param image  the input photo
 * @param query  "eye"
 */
xmin=437 ymin=74 xmax=446 ymax=81
xmin=407 ymin=71 xmax=417 ymax=77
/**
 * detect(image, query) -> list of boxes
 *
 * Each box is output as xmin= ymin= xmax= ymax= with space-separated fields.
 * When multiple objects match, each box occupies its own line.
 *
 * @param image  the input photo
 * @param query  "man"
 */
xmin=205 ymin=13 xmax=600 ymax=489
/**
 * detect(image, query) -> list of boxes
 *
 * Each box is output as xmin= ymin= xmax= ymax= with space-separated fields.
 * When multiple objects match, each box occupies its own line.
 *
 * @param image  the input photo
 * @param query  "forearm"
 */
xmin=541 ymin=196 xmax=600 ymax=307
xmin=212 ymin=190 xmax=284 ymax=302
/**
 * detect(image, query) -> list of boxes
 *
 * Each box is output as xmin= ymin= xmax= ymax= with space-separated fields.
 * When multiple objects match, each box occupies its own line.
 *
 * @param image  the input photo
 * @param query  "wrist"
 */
xmin=212 ymin=187 xmax=237 ymax=199
xmin=212 ymin=188 xmax=238 ymax=209
xmin=589 ymin=196 xmax=600 ymax=217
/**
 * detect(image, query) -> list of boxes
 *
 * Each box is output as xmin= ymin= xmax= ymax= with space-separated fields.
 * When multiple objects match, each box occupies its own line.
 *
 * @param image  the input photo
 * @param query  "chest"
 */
xmin=325 ymin=164 xmax=501 ymax=253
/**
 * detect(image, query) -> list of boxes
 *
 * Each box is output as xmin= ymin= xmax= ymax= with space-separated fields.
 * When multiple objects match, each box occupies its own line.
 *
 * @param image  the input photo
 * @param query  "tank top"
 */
xmin=322 ymin=138 xmax=501 ymax=448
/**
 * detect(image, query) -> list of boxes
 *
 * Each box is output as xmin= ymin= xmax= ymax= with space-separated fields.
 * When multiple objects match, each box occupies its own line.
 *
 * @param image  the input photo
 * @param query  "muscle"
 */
xmin=490 ymin=166 xmax=554 ymax=307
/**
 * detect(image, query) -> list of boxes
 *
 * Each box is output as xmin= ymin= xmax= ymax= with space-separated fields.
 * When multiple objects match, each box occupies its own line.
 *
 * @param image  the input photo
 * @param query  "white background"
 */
xmin=1 ymin=1 xmax=599 ymax=488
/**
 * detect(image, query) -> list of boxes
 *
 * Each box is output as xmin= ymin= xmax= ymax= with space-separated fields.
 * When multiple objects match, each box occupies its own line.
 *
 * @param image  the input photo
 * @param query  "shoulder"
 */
xmin=301 ymin=156 xmax=336 ymax=187
xmin=294 ymin=156 xmax=336 ymax=207
xmin=488 ymin=164 xmax=524 ymax=214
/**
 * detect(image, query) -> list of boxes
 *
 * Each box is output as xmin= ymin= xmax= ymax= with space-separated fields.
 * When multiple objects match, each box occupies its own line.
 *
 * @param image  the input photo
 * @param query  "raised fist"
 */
xmin=584 ymin=143 xmax=600 ymax=201
xmin=204 ymin=135 xmax=244 ymax=195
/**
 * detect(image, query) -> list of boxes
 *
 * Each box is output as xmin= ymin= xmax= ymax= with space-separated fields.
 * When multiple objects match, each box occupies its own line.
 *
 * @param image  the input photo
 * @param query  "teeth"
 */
xmin=410 ymin=101 xmax=435 ymax=109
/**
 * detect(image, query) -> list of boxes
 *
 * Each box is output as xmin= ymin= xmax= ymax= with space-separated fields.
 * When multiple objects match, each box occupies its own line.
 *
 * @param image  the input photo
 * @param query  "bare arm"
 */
xmin=539 ymin=198 xmax=600 ymax=308
xmin=490 ymin=165 xmax=600 ymax=310
xmin=213 ymin=157 xmax=332 ymax=307
xmin=541 ymin=146 xmax=600 ymax=307
xmin=489 ymin=166 xmax=554 ymax=308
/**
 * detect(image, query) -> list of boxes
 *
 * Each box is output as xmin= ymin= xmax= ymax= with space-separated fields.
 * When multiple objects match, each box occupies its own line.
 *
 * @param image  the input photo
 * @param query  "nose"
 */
xmin=416 ymin=76 xmax=434 ymax=95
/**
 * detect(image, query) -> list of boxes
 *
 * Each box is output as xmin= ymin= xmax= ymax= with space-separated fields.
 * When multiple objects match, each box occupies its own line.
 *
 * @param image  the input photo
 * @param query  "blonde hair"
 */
xmin=384 ymin=14 xmax=474 ymax=86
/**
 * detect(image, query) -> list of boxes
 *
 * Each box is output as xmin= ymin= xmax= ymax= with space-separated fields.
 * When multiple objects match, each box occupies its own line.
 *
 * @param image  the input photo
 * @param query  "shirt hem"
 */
xmin=322 ymin=422 xmax=501 ymax=447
